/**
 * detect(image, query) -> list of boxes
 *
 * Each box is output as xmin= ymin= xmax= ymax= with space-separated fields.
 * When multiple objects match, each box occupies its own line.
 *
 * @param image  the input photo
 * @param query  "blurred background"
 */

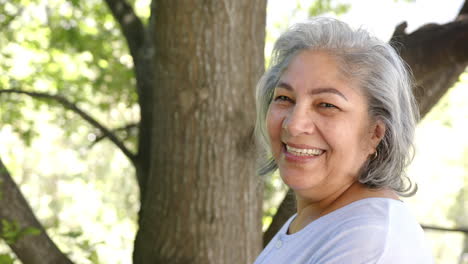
xmin=0 ymin=0 xmax=467 ymax=263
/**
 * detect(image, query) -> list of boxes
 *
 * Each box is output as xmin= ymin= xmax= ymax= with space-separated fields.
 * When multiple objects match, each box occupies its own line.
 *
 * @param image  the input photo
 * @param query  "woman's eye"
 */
xmin=319 ymin=102 xmax=338 ymax=109
xmin=274 ymin=95 xmax=293 ymax=102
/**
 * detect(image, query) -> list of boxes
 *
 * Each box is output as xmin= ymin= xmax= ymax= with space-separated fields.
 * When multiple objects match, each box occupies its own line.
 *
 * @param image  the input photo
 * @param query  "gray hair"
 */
xmin=255 ymin=17 xmax=419 ymax=196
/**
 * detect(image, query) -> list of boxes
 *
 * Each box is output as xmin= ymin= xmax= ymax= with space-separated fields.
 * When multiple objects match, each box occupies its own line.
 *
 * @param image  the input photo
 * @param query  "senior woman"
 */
xmin=253 ymin=18 xmax=433 ymax=264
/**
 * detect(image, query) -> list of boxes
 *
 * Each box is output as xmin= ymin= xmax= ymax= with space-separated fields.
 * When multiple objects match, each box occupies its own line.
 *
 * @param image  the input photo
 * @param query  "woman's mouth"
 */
xmin=282 ymin=143 xmax=325 ymax=162
xmin=285 ymin=144 xmax=324 ymax=156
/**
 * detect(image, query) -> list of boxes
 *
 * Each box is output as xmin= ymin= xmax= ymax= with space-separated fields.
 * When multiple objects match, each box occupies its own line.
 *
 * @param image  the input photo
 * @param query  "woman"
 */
xmin=254 ymin=18 xmax=433 ymax=264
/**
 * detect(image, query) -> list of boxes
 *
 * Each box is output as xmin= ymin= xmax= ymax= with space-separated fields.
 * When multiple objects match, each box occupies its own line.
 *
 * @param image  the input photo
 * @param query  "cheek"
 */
xmin=354 ymin=119 xmax=375 ymax=154
xmin=266 ymin=110 xmax=278 ymax=140
xmin=266 ymin=108 xmax=284 ymax=152
xmin=336 ymin=119 xmax=373 ymax=158
xmin=323 ymin=119 xmax=365 ymax=155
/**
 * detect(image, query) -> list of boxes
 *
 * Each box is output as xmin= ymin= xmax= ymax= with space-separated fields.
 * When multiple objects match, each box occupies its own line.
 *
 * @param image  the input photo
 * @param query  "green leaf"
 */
xmin=0 ymin=219 xmax=21 ymax=245
xmin=0 ymin=178 xmax=3 ymax=201
xmin=62 ymin=230 xmax=83 ymax=238
xmin=19 ymin=226 xmax=41 ymax=237
xmin=69 ymin=0 xmax=81 ymax=8
xmin=0 ymin=219 xmax=40 ymax=245
xmin=0 ymin=254 xmax=15 ymax=264
xmin=88 ymin=251 xmax=100 ymax=264
xmin=0 ymin=0 xmax=138 ymax=147
xmin=308 ymin=0 xmax=351 ymax=17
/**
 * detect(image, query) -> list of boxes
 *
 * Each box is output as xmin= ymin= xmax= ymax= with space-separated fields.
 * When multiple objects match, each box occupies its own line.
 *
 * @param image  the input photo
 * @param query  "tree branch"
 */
xmin=103 ymin=0 xmax=150 ymax=197
xmin=390 ymin=18 xmax=468 ymax=116
xmin=90 ymin=122 xmax=138 ymax=147
xmin=391 ymin=19 xmax=468 ymax=83
xmin=103 ymin=0 xmax=145 ymax=61
xmin=0 ymin=157 xmax=74 ymax=264
xmin=422 ymin=224 xmax=468 ymax=234
xmin=0 ymin=89 xmax=137 ymax=164
xmin=458 ymin=0 xmax=468 ymax=16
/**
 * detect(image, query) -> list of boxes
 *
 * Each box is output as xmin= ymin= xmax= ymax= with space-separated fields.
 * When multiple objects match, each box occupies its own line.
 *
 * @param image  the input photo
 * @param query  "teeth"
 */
xmin=286 ymin=145 xmax=323 ymax=156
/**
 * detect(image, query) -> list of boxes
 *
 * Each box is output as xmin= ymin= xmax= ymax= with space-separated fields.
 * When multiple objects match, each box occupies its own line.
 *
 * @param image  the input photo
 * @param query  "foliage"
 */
xmin=61 ymin=230 xmax=102 ymax=264
xmin=0 ymin=219 xmax=40 ymax=245
xmin=0 ymin=254 xmax=14 ymax=264
xmin=0 ymin=0 xmax=139 ymax=149
xmin=0 ymin=117 xmax=138 ymax=262
xmin=0 ymin=0 xmax=143 ymax=262
xmin=404 ymin=72 xmax=468 ymax=263
xmin=307 ymin=0 xmax=350 ymax=17
xmin=449 ymin=146 xmax=468 ymax=229
xmin=262 ymin=171 xmax=289 ymax=230
xmin=264 ymin=0 xmax=351 ymax=68
xmin=0 ymin=179 xmax=3 ymax=201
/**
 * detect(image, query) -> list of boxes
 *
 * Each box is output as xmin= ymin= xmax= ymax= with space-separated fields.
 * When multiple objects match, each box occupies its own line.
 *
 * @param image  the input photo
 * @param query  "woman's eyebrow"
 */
xmin=276 ymin=81 xmax=348 ymax=101
xmin=309 ymin=87 xmax=348 ymax=101
xmin=276 ymin=81 xmax=294 ymax=91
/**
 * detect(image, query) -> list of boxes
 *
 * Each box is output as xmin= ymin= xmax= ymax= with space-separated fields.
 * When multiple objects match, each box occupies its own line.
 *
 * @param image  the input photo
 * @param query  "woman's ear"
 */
xmin=370 ymin=119 xmax=386 ymax=151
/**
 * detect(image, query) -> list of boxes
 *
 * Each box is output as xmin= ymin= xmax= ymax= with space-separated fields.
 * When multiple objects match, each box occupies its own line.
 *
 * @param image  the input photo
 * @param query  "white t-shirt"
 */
xmin=254 ymin=198 xmax=433 ymax=264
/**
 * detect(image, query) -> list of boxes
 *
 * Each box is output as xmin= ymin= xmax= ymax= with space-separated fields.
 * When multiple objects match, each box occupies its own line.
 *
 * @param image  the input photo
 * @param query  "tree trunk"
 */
xmin=133 ymin=0 xmax=267 ymax=263
xmin=0 ymin=159 xmax=73 ymax=264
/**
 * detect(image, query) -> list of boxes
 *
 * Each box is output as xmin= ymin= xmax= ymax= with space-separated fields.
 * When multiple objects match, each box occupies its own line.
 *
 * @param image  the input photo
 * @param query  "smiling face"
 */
xmin=267 ymin=50 xmax=384 ymax=200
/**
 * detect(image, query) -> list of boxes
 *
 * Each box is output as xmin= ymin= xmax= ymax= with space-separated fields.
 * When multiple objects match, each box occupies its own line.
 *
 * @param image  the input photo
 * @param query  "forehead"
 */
xmin=278 ymin=50 xmax=363 ymax=98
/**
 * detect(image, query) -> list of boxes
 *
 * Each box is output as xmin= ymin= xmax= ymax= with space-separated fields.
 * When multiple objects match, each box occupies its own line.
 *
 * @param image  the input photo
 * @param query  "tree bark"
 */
xmin=390 ymin=19 xmax=468 ymax=117
xmin=103 ymin=0 xmax=151 ymax=198
xmin=263 ymin=9 xmax=468 ymax=246
xmin=133 ymin=0 xmax=267 ymax=263
xmin=0 ymin=158 xmax=73 ymax=264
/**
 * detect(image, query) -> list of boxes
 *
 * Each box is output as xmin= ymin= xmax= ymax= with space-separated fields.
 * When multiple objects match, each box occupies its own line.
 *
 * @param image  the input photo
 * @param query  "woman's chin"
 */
xmin=280 ymin=172 xmax=323 ymax=191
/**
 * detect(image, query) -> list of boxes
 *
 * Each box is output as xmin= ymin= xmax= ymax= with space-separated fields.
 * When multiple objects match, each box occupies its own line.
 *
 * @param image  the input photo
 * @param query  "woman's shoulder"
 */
xmin=256 ymin=198 xmax=433 ymax=264
xmin=333 ymin=197 xmax=425 ymax=236
xmin=326 ymin=197 xmax=402 ymax=225
xmin=327 ymin=198 xmax=424 ymax=244
xmin=319 ymin=198 xmax=433 ymax=264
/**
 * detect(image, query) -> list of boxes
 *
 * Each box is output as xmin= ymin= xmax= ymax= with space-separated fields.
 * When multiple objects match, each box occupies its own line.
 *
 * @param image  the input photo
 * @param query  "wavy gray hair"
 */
xmin=255 ymin=17 xmax=419 ymax=196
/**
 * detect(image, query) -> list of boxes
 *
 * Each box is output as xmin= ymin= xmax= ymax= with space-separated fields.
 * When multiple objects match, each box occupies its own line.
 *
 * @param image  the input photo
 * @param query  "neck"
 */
xmin=289 ymin=182 xmax=398 ymax=234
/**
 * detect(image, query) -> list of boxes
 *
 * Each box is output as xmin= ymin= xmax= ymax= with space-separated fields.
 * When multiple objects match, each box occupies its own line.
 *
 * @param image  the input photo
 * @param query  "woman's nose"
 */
xmin=282 ymin=106 xmax=315 ymax=137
